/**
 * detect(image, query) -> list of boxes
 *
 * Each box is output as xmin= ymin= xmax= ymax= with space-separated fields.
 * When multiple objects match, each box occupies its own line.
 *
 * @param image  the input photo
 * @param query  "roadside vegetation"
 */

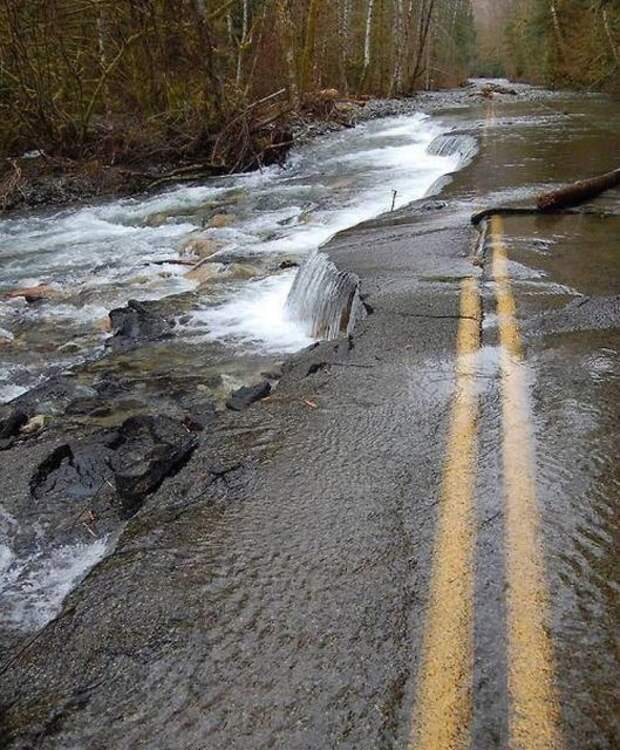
xmin=0 ymin=1 xmax=476 ymax=165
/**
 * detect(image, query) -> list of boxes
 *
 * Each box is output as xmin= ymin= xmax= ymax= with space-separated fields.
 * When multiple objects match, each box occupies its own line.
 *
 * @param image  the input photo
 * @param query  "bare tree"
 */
xmin=361 ymin=0 xmax=375 ymax=88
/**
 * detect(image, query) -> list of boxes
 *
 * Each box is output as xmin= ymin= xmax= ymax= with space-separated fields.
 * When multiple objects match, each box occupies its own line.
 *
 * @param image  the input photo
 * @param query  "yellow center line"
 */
xmin=491 ymin=215 xmax=563 ymax=750
xmin=409 ymin=277 xmax=481 ymax=750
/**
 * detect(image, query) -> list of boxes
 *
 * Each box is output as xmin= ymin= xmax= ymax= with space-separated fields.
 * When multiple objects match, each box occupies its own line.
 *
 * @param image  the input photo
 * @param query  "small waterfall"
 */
xmin=285 ymin=252 xmax=363 ymax=339
xmin=427 ymin=132 xmax=478 ymax=166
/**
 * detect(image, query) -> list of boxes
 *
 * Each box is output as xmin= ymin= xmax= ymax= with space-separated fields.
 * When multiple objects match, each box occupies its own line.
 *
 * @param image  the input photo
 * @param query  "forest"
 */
xmin=477 ymin=0 xmax=620 ymax=90
xmin=0 ymin=0 xmax=475 ymax=166
xmin=0 ymin=1 xmax=617 ymax=170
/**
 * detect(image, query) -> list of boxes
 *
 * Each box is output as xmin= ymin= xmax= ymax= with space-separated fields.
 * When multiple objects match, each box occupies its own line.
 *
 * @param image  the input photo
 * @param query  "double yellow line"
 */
xmin=409 ymin=216 xmax=562 ymax=750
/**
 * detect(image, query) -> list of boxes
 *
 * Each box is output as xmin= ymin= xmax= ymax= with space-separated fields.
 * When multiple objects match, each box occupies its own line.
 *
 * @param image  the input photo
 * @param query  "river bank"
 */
xmin=0 ymin=80 xmax=537 ymax=214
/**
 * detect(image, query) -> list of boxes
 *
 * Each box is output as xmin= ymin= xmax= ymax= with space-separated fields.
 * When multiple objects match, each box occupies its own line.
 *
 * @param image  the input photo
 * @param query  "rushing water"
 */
xmin=0 ymin=108 xmax=471 ymax=636
xmin=0 ymin=111 xmax=463 ymax=404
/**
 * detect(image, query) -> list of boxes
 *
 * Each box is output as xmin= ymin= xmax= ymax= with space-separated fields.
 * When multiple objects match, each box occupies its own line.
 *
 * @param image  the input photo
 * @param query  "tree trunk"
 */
xmin=549 ymin=0 xmax=566 ymax=63
xmin=190 ymin=0 xmax=223 ymax=118
xmin=410 ymin=0 xmax=436 ymax=88
xmin=236 ymin=0 xmax=249 ymax=87
xmin=339 ymin=0 xmax=352 ymax=94
xmin=277 ymin=0 xmax=300 ymax=109
xmin=602 ymin=7 xmax=619 ymax=65
xmin=301 ymin=0 xmax=323 ymax=93
xmin=425 ymin=15 xmax=433 ymax=90
xmin=96 ymin=2 xmax=111 ymax=124
xmin=390 ymin=0 xmax=404 ymax=95
xmin=537 ymin=168 xmax=620 ymax=211
xmin=361 ymin=0 xmax=376 ymax=89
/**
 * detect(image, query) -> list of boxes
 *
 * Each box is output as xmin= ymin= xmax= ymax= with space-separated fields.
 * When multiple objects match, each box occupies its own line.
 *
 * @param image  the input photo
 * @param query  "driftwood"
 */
xmin=471 ymin=168 xmax=620 ymax=226
xmin=146 ymin=258 xmax=196 ymax=267
xmin=537 ymin=168 xmax=620 ymax=211
xmin=471 ymin=206 xmax=618 ymax=226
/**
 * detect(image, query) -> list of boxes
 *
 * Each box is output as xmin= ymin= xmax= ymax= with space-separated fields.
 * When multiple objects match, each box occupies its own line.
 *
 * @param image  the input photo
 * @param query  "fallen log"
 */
xmin=471 ymin=206 xmax=618 ymax=226
xmin=537 ymin=168 xmax=620 ymax=211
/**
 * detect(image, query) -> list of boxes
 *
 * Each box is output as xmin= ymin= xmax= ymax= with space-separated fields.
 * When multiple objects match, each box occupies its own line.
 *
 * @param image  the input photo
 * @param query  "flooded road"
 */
xmin=0 ymin=82 xmax=619 ymax=749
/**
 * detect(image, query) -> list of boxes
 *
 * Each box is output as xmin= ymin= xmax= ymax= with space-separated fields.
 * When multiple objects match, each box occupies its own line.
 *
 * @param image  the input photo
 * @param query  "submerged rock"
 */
xmin=107 ymin=299 xmax=175 ymax=350
xmin=185 ymin=261 xmax=227 ymax=285
xmin=208 ymin=212 xmax=234 ymax=228
xmin=226 ymin=381 xmax=272 ymax=411
xmin=2 ymin=378 xmax=98 ymax=425
xmin=5 ymin=284 xmax=60 ymax=303
xmin=185 ymin=261 xmax=260 ymax=287
xmin=180 ymin=235 xmax=224 ymax=260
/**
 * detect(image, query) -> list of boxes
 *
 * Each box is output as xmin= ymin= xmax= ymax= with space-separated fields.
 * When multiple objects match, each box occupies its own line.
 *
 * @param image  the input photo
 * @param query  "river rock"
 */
xmin=185 ymin=261 xmax=226 ymax=284
xmin=279 ymin=259 xmax=299 ymax=270
xmin=4 ymin=377 xmax=97 ymax=422
xmin=107 ymin=299 xmax=174 ymax=350
xmin=66 ymin=397 xmax=110 ymax=417
xmin=20 ymin=414 xmax=50 ymax=434
xmin=208 ymin=213 xmax=234 ymax=228
xmin=5 ymin=284 xmax=59 ymax=303
xmin=226 ymin=380 xmax=272 ymax=411
xmin=144 ymin=210 xmax=172 ymax=227
xmin=0 ymin=408 xmax=29 ymax=441
xmin=28 ymin=415 xmax=198 ymax=517
xmin=30 ymin=442 xmax=112 ymax=502
xmin=185 ymin=261 xmax=259 ymax=287
xmin=226 ymin=263 xmax=261 ymax=281
xmin=181 ymin=235 xmax=224 ymax=260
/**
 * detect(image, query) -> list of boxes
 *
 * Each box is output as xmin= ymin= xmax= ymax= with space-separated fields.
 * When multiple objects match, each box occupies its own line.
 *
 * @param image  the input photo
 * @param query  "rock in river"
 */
xmin=226 ymin=380 xmax=272 ymax=411
xmin=180 ymin=234 xmax=224 ymax=260
xmin=29 ymin=415 xmax=198 ymax=517
xmin=107 ymin=299 xmax=175 ymax=350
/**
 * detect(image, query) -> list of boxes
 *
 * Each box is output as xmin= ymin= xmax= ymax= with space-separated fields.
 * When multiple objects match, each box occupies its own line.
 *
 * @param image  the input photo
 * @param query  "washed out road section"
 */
xmin=0 ymin=86 xmax=618 ymax=749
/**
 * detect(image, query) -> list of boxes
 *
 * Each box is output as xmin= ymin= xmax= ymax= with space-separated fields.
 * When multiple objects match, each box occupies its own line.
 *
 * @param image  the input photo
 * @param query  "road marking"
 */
xmin=491 ymin=215 xmax=563 ymax=750
xmin=409 ymin=277 xmax=481 ymax=750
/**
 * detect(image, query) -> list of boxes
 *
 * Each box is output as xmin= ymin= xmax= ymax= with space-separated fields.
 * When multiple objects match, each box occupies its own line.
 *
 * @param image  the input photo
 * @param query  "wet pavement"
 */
xmin=0 ymin=85 xmax=619 ymax=749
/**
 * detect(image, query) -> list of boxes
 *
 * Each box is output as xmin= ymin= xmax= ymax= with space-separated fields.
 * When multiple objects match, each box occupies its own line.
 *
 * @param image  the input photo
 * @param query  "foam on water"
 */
xmin=196 ymin=113 xmax=464 ymax=351
xmin=0 ymin=536 xmax=109 ymax=630
xmin=192 ymin=272 xmax=314 ymax=353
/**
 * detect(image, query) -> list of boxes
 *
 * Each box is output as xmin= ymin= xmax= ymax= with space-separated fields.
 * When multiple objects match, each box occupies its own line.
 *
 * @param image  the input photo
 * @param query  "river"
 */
xmin=0 ymin=111 xmax=464 ymax=405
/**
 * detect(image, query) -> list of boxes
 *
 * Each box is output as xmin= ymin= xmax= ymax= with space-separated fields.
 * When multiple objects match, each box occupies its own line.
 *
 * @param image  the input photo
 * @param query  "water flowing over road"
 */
xmin=0 ymin=81 xmax=618 ymax=750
